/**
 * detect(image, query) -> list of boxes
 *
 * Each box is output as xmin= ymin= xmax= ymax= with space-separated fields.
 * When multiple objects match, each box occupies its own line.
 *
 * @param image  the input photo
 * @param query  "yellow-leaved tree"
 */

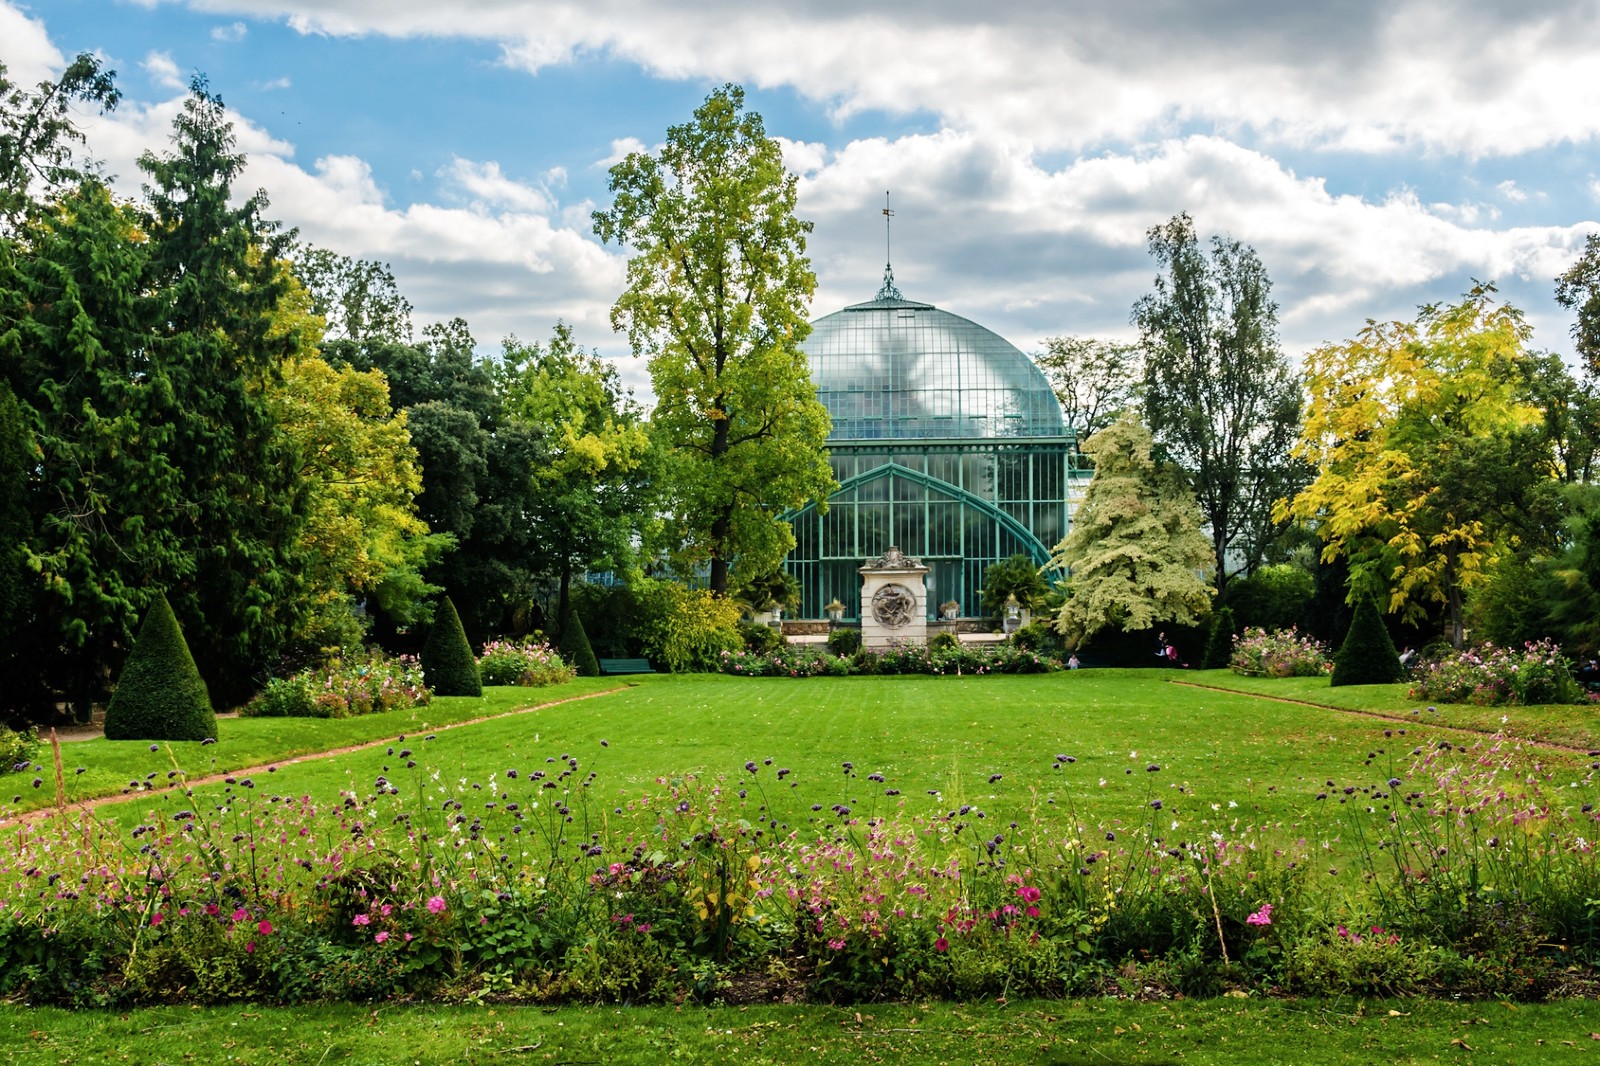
xmin=1276 ymin=285 xmax=1549 ymax=646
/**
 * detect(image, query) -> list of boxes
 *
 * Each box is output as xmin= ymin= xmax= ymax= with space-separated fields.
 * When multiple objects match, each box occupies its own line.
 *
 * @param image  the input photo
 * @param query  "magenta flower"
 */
xmin=375 ymin=931 xmax=390 ymax=944
xmin=934 ymin=937 xmax=949 ymax=953
xmin=150 ymin=912 xmax=164 ymax=927
xmin=257 ymin=920 xmax=274 ymax=936
xmin=426 ymin=895 xmax=447 ymax=914
xmin=231 ymin=907 xmax=249 ymax=922
xmin=1245 ymin=903 xmax=1273 ymax=926
xmin=353 ymin=913 xmax=371 ymax=927
xmin=1016 ymin=885 xmax=1041 ymax=904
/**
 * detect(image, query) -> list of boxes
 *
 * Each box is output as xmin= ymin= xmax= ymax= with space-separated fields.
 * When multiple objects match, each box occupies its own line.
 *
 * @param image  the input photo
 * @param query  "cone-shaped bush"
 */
xmin=1201 ymin=605 xmax=1235 ymax=670
xmin=104 ymin=593 xmax=217 ymax=741
xmin=421 ymin=596 xmax=481 ymax=696
xmin=559 ymin=612 xmax=600 ymax=677
xmin=1330 ymin=595 xmax=1404 ymax=687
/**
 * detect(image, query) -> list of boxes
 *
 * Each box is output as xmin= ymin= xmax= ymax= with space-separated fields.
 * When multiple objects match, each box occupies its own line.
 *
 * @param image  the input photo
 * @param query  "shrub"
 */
xmin=244 ymin=654 xmax=430 ymax=718
xmin=421 ymin=596 xmax=481 ymax=697
xmin=927 ymin=632 xmax=960 ymax=653
xmin=559 ymin=614 xmax=601 ymax=678
xmin=827 ymin=628 xmax=862 ymax=656
xmin=477 ymin=641 xmax=576 ymax=687
xmin=738 ymin=621 xmax=784 ymax=654
xmin=104 ymin=592 xmax=216 ymax=741
xmin=1229 ymin=626 xmax=1332 ymax=678
xmin=1201 ymin=606 xmax=1235 ymax=670
xmin=981 ymin=554 xmax=1049 ymax=616
xmin=1225 ymin=564 xmax=1314 ymax=632
xmin=1330 ymin=597 xmax=1403 ymax=687
xmin=633 ymin=579 xmax=743 ymax=672
xmin=1408 ymin=639 xmax=1586 ymax=706
xmin=0 ymin=725 xmax=39 ymax=774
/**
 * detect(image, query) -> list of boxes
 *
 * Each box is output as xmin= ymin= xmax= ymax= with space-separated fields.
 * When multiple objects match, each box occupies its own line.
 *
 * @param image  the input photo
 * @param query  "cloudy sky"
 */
xmin=7 ymin=0 xmax=1600 ymax=395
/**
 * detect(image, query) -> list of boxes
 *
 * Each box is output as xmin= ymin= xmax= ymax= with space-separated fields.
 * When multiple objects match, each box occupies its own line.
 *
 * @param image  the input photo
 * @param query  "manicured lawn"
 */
xmin=5 ymin=998 xmax=1598 ymax=1064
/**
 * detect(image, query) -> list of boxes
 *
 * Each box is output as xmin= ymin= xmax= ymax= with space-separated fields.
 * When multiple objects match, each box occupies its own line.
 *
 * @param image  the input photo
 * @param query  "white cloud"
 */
xmin=440 ymin=158 xmax=554 ymax=214
xmin=142 ymin=50 xmax=185 ymax=90
xmin=211 ymin=21 xmax=248 ymax=42
xmin=594 ymin=137 xmax=645 ymax=168
xmin=257 ymin=75 xmax=291 ymax=90
xmin=1497 ymin=180 xmax=1529 ymax=203
xmin=0 ymin=4 xmax=62 ymax=86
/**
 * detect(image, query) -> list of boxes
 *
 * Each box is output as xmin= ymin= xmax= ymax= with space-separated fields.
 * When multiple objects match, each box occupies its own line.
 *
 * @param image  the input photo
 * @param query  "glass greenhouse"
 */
xmin=784 ymin=287 xmax=1089 ymax=621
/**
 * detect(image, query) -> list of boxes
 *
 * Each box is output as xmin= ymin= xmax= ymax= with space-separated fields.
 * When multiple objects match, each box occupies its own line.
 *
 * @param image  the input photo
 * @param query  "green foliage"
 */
xmin=927 ymin=632 xmax=960 ymax=653
xmin=0 ymin=724 xmax=38 ymax=774
xmin=1408 ymin=640 xmax=1585 ymax=706
xmin=1230 ymin=626 xmax=1332 ymax=678
xmin=1330 ymin=597 xmax=1404 ymax=687
xmin=0 ymin=52 xmax=120 ymax=228
xmin=476 ymin=641 xmax=576 ymax=688
xmin=1201 ymin=606 xmax=1236 ymax=669
xmin=1049 ymin=414 xmax=1214 ymax=648
xmin=980 ymin=554 xmax=1048 ymax=616
xmin=1224 ymin=564 xmax=1314 ymax=633
xmin=1033 ymin=335 xmax=1142 ymax=442
xmin=1135 ymin=213 xmax=1301 ymax=588
xmin=1009 ymin=622 xmax=1066 ymax=657
xmin=1556 ymin=232 xmax=1600 ymax=377
xmin=558 ymin=613 xmax=601 ymax=678
xmin=633 ymin=579 xmax=744 ymax=672
xmin=738 ymin=621 xmax=784 ymax=654
xmin=826 ymin=628 xmax=862 ymax=657
xmin=594 ymin=84 xmax=835 ymax=597
xmin=103 ymin=593 xmax=217 ymax=742
xmin=420 ymin=596 xmax=481 ymax=697
xmin=245 ymin=654 xmax=430 ymax=718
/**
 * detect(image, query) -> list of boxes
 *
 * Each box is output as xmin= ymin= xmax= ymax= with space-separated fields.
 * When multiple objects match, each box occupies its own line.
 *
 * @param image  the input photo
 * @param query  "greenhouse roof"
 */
xmin=802 ymin=294 xmax=1067 ymax=441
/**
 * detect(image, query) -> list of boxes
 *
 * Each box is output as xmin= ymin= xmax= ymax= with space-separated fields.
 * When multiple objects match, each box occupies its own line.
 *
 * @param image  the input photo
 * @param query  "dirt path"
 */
xmin=9 ymin=686 xmax=630 ymax=827
xmin=1169 ymin=678 xmax=1600 ymax=757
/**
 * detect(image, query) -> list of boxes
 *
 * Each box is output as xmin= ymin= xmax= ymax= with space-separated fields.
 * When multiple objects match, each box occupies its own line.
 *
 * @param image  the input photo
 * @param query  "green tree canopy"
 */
xmin=1033 ymin=336 xmax=1142 ymax=443
xmin=1049 ymin=414 xmax=1214 ymax=649
xmin=593 ymin=84 xmax=834 ymax=597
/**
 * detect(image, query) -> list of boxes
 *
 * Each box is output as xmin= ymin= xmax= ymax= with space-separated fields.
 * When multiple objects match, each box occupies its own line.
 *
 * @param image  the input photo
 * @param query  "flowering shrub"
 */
xmin=244 ymin=653 xmax=430 ymax=718
xmin=717 ymin=643 xmax=1059 ymax=677
xmin=1229 ymin=626 xmax=1333 ymax=677
xmin=477 ymin=640 xmax=577 ymax=687
xmin=0 ymin=725 xmax=39 ymax=775
xmin=1407 ymin=640 xmax=1586 ymax=706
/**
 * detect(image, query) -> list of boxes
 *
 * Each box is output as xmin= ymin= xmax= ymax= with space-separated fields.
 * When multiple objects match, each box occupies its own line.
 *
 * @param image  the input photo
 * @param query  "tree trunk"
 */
xmin=709 ymin=507 xmax=732 ymax=598
xmin=556 ymin=563 xmax=572 ymax=641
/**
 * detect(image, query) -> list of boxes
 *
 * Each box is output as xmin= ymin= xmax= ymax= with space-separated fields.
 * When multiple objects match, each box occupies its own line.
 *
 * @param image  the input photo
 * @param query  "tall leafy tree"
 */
xmin=0 ymin=54 xmax=119 ymax=231
xmin=1033 ymin=336 xmax=1142 ymax=442
xmin=1277 ymin=285 xmax=1548 ymax=647
xmin=137 ymin=77 xmax=310 ymax=702
xmin=498 ymin=324 xmax=654 ymax=633
xmin=1134 ymin=213 xmax=1301 ymax=590
xmin=1521 ymin=352 xmax=1600 ymax=484
xmin=1049 ymin=414 xmax=1214 ymax=649
xmin=1556 ymin=233 xmax=1600 ymax=376
xmin=593 ymin=84 xmax=834 ymax=597
xmin=293 ymin=245 xmax=414 ymax=344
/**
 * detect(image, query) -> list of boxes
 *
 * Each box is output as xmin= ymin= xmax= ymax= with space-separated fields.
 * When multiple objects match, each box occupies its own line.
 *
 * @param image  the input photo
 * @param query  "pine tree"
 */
xmin=421 ymin=596 xmax=481 ymax=696
xmin=1330 ymin=596 xmax=1404 ymax=687
xmin=104 ymin=593 xmax=216 ymax=741
xmin=1050 ymin=414 xmax=1214 ymax=649
xmin=1201 ymin=605 xmax=1236 ymax=669
xmin=560 ymin=612 xmax=601 ymax=678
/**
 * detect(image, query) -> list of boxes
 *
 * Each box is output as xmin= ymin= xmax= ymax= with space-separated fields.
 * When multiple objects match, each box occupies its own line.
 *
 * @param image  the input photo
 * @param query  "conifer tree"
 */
xmin=560 ymin=612 xmax=601 ymax=677
xmin=421 ymin=596 xmax=481 ymax=696
xmin=1330 ymin=596 xmax=1404 ymax=687
xmin=104 ymin=593 xmax=216 ymax=741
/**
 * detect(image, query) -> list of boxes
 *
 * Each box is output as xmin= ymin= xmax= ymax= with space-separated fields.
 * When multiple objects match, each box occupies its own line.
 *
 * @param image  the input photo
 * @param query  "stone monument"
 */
xmin=859 ymin=545 xmax=930 ymax=650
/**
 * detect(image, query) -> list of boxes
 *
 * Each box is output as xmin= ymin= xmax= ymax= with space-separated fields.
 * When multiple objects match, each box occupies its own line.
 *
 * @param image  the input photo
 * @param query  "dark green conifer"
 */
xmin=421 ymin=596 xmax=481 ymax=696
xmin=1330 ymin=596 xmax=1404 ymax=687
xmin=560 ymin=613 xmax=600 ymax=678
xmin=1201 ymin=605 xmax=1236 ymax=670
xmin=104 ymin=593 xmax=217 ymax=741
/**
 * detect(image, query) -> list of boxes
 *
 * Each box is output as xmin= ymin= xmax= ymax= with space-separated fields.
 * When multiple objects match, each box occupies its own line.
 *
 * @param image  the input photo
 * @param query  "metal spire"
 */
xmin=876 ymin=190 xmax=902 ymax=300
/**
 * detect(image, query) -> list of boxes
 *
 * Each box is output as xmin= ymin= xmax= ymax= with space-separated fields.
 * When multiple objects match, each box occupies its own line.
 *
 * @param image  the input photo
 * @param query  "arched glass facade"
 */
xmin=785 ymin=294 xmax=1088 ymax=621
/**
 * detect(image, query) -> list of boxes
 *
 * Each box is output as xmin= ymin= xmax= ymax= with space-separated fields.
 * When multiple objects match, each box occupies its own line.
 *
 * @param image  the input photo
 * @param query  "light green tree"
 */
xmin=1050 ymin=414 xmax=1214 ymax=648
xmin=593 ymin=85 xmax=834 ymax=597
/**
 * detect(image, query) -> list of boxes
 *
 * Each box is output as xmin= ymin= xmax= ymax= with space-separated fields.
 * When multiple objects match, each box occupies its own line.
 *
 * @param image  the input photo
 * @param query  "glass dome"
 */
xmin=803 ymin=295 xmax=1065 ymax=440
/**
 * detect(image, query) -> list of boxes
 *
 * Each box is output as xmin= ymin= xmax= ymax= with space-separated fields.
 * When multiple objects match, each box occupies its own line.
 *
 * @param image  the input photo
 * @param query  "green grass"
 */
xmin=4 ymin=998 xmax=1598 ymax=1064
xmin=1 ymin=679 xmax=623 ymax=816
xmin=65 ymin=670 xmax=1596 ymax=840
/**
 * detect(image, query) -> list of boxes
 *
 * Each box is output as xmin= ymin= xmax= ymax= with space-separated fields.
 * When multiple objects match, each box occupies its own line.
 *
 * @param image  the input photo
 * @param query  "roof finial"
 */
xmin=876 ymin=190 xmax=902 ymax=301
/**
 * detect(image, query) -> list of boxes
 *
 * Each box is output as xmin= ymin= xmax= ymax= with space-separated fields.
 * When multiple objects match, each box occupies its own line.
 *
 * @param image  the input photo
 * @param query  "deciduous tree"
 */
xmin=1033 ymin=336 xmax=1142 ymax=442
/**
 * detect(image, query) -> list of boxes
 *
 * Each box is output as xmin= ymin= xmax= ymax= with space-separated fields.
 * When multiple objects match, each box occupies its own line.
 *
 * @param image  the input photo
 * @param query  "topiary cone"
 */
xmin=1330 ymin=595 xmax=1404 ymax=687
xmin=104 ymin=592 xmax=217 ymax=741
xmin=1201 ymin=605 xmax=1235 ymax=670
xmin=421 ymin=595 xmax=482 ymax=696
xmin=560 ymin=612 xmax=600 ymax=678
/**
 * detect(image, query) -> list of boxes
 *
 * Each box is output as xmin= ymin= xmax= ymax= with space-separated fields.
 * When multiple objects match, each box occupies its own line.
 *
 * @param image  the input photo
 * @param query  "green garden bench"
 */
xmin=598 ymin=658 xmax=656 ymax=675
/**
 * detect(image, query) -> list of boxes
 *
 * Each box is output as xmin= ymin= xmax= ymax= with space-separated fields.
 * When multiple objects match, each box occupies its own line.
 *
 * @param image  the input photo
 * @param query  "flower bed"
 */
xmin=477 ymin=640 xmax=577 ymax=687
xmin=1229 ymin=626 xmax=1333 ymax=677
xmin=1408 ymin=639 xmax=1587 ymax=706
xmin=3 ymin=733 xmax=1595 ymax=1006
xmin=717 ymin=644 xmax=1059 ymax=677
xmin=244 ymin=654 xmax=430 ymax=718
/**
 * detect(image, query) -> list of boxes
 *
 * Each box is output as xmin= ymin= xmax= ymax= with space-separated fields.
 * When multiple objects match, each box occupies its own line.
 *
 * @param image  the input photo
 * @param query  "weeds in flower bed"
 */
xmin=1229 ymin=627 xmax=1333 ymax=678
xmin=243 ymin=653 xmax=430 ymax=719
xmin=477 ymin=640 xmax=577 ymax=687
xmin=1408 ymin=640 xmax=1587 ymax=706
xmin=2 ymin=718 xmax=1597 ymax=1008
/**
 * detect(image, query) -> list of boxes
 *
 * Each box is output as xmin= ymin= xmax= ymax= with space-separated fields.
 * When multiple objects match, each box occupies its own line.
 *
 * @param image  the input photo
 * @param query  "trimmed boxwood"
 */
xmin=560 ymin=612 xmax=601 ymax=678
xmin=1330 ymin=596 xmax=1404 ymax=687
xmin=421 ymin=596 xmax=482 ymax=697
xmin=1201 ymin=606 xmax=1236 ymax=670
xmin=103 ymin=592 xmax=217 ymax=741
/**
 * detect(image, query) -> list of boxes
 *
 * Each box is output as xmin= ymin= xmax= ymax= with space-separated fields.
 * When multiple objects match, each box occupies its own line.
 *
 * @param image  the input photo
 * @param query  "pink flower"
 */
xmin=404 ymin=932 xmax=414 ymax=942
xmin=426 ymin=895 xmax=447 ymax=914
xmin=353 ymin=913 xmax=371 ymax=927
xmin=1246 ymin=904 xmax=1273 ymax=926
xmin=374 ymin=931 xmax=389 ymax=944
xmin=380 ymin=904 xmax=393 ymax=917
xmin=257 ymin=920 xmax=273 ymax=936
xmin=827 ymin=938 xmax=846 ymax=951
xmin=232 ymin=907 xmax=249 ymax=922
xmin=934 ymin=937 xmax=949 ymax=953
xmin=1017 ymin=886 xmax=1041 ymax=904
xmin=245 ymin=941 xmax=255 ymax=954
xmin=636 ymin=922 xmax=652 ymax=934
xmin=1025 ymin=906 xmax=1040 ymax=918
xmin=204 ymin=903 xmax=220 ymax=917
xmin=150 ymin=912 xmax=164 ymax=927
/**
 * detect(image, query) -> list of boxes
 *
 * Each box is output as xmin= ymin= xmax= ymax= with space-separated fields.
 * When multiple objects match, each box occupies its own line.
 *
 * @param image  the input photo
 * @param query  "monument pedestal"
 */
xmin=859 ymin=546 xmax=930 ymax=650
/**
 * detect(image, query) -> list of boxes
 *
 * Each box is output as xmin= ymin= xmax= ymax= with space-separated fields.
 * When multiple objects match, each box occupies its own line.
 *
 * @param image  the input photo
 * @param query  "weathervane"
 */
xmin=876 ymin=190 xmax=903 ymax=301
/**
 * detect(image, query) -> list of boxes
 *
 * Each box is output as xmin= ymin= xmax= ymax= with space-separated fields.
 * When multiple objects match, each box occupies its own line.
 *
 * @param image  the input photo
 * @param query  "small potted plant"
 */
xmin=939 ymin=599 xmax=960 ymax=621
xmin=825 ymin=598 xmax=847 ymax=624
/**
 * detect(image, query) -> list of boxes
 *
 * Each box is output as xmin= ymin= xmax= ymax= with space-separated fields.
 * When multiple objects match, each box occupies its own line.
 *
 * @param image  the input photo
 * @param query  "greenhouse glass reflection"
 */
xmin=784 ymin=290 xmax=1089 ymax=620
